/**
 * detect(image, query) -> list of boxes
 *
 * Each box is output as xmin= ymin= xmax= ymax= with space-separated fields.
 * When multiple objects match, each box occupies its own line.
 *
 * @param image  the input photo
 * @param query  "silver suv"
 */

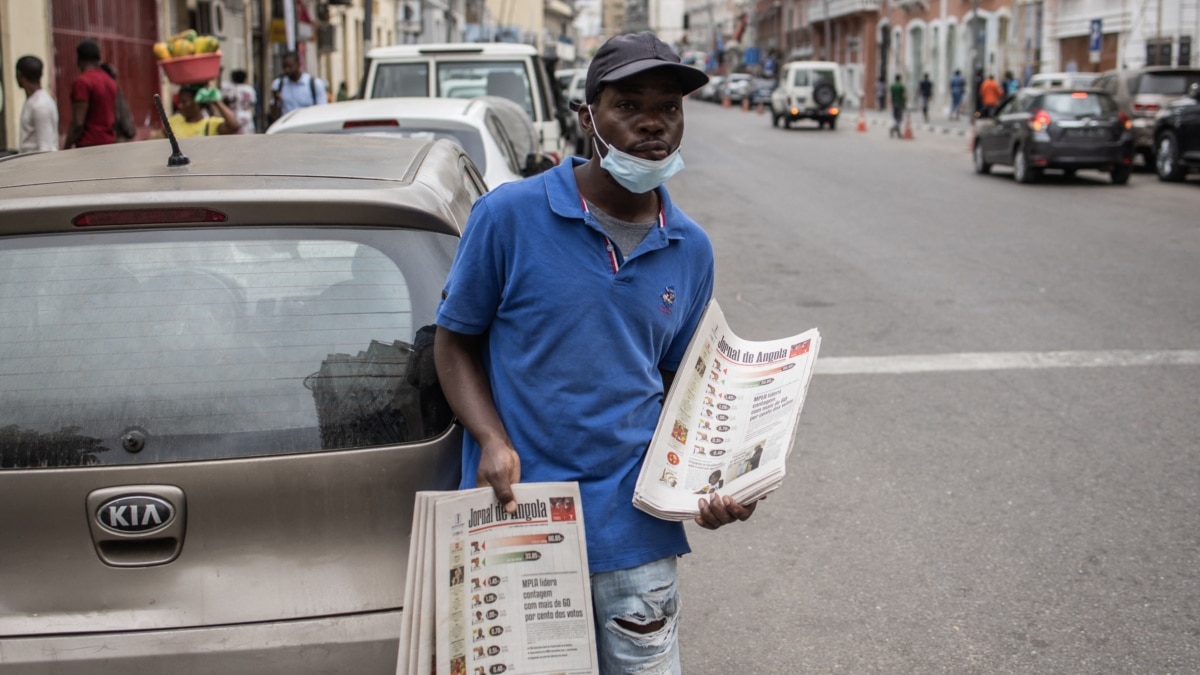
xmin=0 ymin=134 xmax=477 ymax=673
xmin=1093 ymin=66 xmax=1200 ymax=164
xmin=769 ymin=60 xmax=844 ymax=130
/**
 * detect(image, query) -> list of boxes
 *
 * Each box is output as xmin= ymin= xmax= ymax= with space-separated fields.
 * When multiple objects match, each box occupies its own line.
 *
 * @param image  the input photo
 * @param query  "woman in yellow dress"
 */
xmin=157 ymin=83 xmax=240 ymax=138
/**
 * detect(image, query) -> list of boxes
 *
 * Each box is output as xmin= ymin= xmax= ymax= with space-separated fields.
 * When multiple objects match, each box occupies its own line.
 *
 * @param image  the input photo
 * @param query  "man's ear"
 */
xmin=578 ymin=104 xmax=593 ymax=137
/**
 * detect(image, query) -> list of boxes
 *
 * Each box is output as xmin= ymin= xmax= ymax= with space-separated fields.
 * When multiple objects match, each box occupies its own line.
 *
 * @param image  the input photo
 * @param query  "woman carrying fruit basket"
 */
xmin=152 ymin=84 xmax=240 ymax=138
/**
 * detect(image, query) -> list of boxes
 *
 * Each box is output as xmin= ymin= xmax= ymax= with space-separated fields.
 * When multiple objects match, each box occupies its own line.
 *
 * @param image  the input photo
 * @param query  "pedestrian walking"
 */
xmin=336 ymin=82 xmax=350 ymax=102
xmin=889 ymin=74 xmax=906 ymax=138
xmin=100 ymin=63 xmax=137 ymax=142
xmin=949 ymin=69 xmax=966 ymax=120
xmin=63 ymin=39 xmax=117 ymax=149
xmin=14 ymin=55 xmax=58 ymax=153
xmin=222 ymin=69 xmax=258 ymax=134
xmin=876 ymin=76 xmax=887 ymax=111
xmin=1003 ymin=70 xmax=1020 ymax=96
xmin=979 ymin=73 xmax=1004 ymax=118
xmin=268 ymin=51 xmax=326 ymax=122
xmin=433 ymin=32 xmax=758 ymax=675
xmin=918 ymin=73 xmax=933 ymax=124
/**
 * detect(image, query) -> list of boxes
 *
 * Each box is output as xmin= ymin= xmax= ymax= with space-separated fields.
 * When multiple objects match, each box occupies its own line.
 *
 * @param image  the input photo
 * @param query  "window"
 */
xmin=1135 ymin=70 xmax=1200 ymax=96
xmin=792 ymin=69 xmax=809 ymax=87
xmin=437 ymin=61 xmax=534 ymax=118
xmin=0 ymin=228 xmax=459 ymax=468
xmin=1039 ymin=92 xmax=1116 ymax=116
xmin=372 ymin=62 xmax=430 ymax=97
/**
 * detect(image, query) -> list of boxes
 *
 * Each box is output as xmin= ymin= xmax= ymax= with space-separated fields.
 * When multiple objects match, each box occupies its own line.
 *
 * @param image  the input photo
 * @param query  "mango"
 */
xmin=194 ymin=35 xmax=220 ymax=54
xmin=170 ymin=38 xmax=195 ymax=57
xmin=153 ymin=42 xmax=171 ymax=60
xmin=169 ymin=29 xmax=197 ymax=43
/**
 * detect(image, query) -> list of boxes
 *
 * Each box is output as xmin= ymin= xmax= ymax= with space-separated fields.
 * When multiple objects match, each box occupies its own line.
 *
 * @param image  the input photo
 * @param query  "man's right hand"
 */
xmin=477 ymin=440 xmax=521 ymax=514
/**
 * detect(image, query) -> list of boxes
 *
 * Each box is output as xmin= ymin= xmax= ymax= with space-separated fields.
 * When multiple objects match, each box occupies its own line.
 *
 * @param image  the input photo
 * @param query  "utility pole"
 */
xmin=364 ymin=0 xmax=374 ymax=81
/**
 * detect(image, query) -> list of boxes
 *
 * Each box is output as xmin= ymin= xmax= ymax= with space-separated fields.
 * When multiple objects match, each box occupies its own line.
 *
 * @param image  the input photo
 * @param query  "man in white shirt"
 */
xmin=222 ymin=69 xmax=258 ymax=134
xmin=269 ymin=51 xmax=326 ymax=120
xmin=15 ymin=55 xmax=59 ymax=153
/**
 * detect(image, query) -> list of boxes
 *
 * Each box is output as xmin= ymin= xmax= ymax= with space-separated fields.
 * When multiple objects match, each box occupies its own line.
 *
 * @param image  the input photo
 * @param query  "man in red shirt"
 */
xmin=63 ymin=39 xmax=117 ymax=149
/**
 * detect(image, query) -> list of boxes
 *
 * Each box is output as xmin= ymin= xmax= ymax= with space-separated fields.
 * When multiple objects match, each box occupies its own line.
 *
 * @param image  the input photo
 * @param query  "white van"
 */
xmin=363 ymin=43 xmax=568 ymax=162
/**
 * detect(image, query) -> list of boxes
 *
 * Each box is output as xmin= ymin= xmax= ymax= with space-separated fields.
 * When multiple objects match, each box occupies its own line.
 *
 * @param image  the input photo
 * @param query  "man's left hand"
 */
xmin=695 ymin=494 xmax=760 ymax=530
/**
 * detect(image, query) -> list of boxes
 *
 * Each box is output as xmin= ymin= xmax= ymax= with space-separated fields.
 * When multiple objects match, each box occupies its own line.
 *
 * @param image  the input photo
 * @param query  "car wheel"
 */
xmin=1110 ymin=164 xmax=1132 ymax=185
xmin=828 ymin=117 xmax=837 ymax=131
xmin=973 ymin=142 xmax=991 ymax=175
xmin=772 ymin=112 xmax=781 ymax=128
xmin=1139 ymin=148 xmax=1156 ymax=171
xmin=1156 ymin=132 xmax=1186 ymax=182
xmin=817 ymin=120 xmax=825 ymax=129
xmin=1062 ymin=168 xmax=1077 ymax=179
xmin=1013 ymin=146 xmax=1039 ymax=184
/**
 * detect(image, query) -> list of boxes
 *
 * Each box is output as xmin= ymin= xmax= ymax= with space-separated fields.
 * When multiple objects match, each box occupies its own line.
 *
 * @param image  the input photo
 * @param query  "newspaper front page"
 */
xmin=634 ymin=299 xmax=821 ymax=520
xmin=398 ymin=483 xmax=598 ymax=675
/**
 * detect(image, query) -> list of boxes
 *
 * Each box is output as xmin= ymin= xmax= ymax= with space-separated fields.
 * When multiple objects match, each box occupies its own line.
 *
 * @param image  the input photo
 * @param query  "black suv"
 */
xmin=1153 ymin=82 xmax=1200 ymax=181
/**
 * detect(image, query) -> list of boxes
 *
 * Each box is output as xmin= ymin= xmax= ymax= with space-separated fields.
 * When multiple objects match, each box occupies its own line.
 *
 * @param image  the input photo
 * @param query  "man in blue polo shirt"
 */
xmin=435 ymin=32 xmax=759 ymax=673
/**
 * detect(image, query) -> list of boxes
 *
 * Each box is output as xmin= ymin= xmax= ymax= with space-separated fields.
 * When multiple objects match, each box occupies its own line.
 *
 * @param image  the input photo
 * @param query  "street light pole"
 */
xmin=824 ymin=0 xmax=831 ymax=60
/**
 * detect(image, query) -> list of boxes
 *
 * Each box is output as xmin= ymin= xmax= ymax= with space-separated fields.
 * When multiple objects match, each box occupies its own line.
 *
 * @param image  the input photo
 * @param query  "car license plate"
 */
xmin=1069 ymin=128 xmax=1105 ymax=138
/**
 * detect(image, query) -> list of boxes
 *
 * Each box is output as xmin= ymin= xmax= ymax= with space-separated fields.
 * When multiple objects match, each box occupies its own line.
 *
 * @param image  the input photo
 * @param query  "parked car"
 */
xmin=266 ymin=97 xmax=553 ymax=189
xmin=972 ymin=88 xmax=1133 ymax=184
xmin=363 ymin=42 xmax=568 ymax=162
xmin=749 ymin=78 xmax=777 ymax=106
xmin=721 ymin=73 xmax=754 ymax=103
xmin=770 ymin=60 xmax=843 ymax=129
xmin=1153 ymin=81 xmax=1200 ymax=181
xmin=563 ymin=69 xmax=592 ymax=158
xmin=0 ymin=134 xmax=477 ymax=673
xmin=696 ymin=75 xmax=725 ymax=102
xmin=1028 ymin=72 xmax=1100 ymax=90
xmin=1093 ymin=66 xmax=1200 ymax=165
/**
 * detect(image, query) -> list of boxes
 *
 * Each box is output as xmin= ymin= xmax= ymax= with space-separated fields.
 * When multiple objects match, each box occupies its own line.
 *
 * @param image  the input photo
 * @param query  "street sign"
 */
xmin=1089 ymin=19 xmax=1102 ymax=64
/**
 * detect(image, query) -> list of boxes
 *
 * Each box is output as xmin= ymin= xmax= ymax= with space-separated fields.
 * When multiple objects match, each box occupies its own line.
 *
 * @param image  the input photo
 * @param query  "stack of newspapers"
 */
xmin=396 ymin=483 xmax=599 ymax=675
xmin=633 ymin=299 xmax=821 ymax=520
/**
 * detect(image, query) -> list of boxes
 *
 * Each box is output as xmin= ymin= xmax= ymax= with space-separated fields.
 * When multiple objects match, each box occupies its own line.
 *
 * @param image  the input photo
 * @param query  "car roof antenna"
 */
xmin=153 ymin=93 xmax=190 ymax=167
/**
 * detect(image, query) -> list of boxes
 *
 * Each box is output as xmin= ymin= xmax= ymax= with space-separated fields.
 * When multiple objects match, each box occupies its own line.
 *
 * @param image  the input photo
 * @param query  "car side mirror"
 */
xmin=1189 ymin=81 xmax=1200 ymax=100
xmin=523 ymin=153 xmax=556 ymax=177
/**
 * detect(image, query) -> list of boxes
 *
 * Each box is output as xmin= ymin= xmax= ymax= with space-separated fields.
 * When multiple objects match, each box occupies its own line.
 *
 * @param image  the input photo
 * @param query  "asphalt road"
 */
xmin=670 ymin=100 xmax=1200 ymax=673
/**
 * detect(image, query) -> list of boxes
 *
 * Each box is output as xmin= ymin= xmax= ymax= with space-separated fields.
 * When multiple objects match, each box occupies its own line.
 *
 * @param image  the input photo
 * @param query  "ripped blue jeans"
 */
xmin=590 ymin=556 xmax=681 ymax=674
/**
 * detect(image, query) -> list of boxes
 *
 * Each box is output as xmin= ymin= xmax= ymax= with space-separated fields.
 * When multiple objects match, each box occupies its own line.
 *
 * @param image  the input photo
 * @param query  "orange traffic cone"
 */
xmin=722 ymin=93 xmax=731 ymax=109
xmin=757 ymin=101 xmax=765 ymax=115
xmin=742 ymin=96 xmax=750 ymax=112
xmin=856 ymin=103 xmax=867 ymax=132
xmin=902 ymin=112 xmax=914 ymax=140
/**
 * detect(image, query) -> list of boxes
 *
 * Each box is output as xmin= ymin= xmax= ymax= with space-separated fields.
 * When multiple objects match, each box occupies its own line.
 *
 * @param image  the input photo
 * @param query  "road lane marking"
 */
xmin=816 ymin=350 xmax=1200 ymax=375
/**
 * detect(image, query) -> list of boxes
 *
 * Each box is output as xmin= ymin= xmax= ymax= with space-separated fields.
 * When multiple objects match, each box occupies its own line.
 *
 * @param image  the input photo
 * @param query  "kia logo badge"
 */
xmin=97 ymin=495 xmax=175 ymax=534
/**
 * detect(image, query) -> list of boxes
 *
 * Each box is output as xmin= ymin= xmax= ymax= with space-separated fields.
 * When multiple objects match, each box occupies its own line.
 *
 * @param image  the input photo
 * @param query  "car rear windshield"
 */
xmin=791 ymin=69 xmax=836 ymax=87
xmin=1040 ymin=92 xmax=1117 ymax=116
xmin=437 ymin=61 xmax=534 ymax=118
xmin=1135 ymin=71 xmax=1200 ymax=95
xmin=0 ymin=228 xmax=459 ymax=469
xmin=371 ymin=62 xmax=430 ymax=97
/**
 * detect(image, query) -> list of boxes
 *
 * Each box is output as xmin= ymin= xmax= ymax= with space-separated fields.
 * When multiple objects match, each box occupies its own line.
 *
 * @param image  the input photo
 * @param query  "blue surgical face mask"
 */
xmin=589 ymin=105 xmax=685 ymax=194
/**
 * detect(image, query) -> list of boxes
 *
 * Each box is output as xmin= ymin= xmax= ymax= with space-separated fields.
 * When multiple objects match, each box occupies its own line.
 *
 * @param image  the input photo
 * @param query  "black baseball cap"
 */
xmin=578 ymin=33 xmax=708 ymax=109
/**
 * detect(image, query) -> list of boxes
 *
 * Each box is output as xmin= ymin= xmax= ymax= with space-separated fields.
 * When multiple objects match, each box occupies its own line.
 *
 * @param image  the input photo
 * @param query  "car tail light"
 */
xmin=828 ymin=107 xmax=839 ymax=116
xmin=790 ymin=107 xmax=800 ymax=116
xmin=1118 ymin=111 xmax=1131 ymax=130
xmin=1132 ymin=102 xmax=1160 ymax=115
xmin=1029 ymin=109 xmax=1052 ymax=131
xmin=1071 ymin=92 xmax=1089 ymax=99
xmin=73 ymin=208 xmax=228 ymax=227
xmin=342 ymin=119 xmax=400 ymax=128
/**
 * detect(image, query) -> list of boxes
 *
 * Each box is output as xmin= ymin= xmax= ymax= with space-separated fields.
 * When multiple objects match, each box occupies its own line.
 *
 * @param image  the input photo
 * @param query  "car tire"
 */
xmin=973 ymin=142 xmax=991 ymax=175
xmin=813 ymin=81 xmax=836 ymax=108
xmin=1110 ymin=164 xmax=1131 ymax=185
xmin=1013 ymin=146 xmax=1040 ymax=184
xmin=1156 ymin=132 xmax=1187 ymax=182
xmin=772 ymin=112 xmax=781 ymax=128
xmin=1062 ymin=168 xmax=1077 ymax=179
xmin=828 ymin=117 xmax=837 ymax=131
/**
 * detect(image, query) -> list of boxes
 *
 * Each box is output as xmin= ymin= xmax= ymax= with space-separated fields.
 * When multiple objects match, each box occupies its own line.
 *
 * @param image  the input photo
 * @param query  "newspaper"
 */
xmin=397 ymin=483 xmax=599 ymax=675
xmin=634 ymin=299 xmax=821 ymax=520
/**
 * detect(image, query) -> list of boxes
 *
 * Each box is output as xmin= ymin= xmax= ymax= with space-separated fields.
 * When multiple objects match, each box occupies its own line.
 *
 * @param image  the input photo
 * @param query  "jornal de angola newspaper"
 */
xmin=634 ymin=299 xmax=821 ymax=520
xmin=396 ymin=482 xmax=598 ymax=675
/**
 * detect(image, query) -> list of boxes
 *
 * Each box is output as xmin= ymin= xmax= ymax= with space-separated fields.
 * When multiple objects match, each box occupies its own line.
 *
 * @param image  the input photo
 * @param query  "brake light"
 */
xmin=1071 ymin=92 xmax=1089 ymax=99
xmin=1132 ymin=102 xmax=1160 ymax=115
xmin=343 ymin=119 xmax=400 ymax=128
xmin=1118 ymin=111 xmax=1131 ymax=130
xmin=828 ymin=107 xmax=839 ymax=116
xmin=73 ymin=208 xmax=228 ymax=227
xmin=1029 ymin=109 xmax=1052 ymax=131
xmin=790 ymin=107 xmax=800 ymax=116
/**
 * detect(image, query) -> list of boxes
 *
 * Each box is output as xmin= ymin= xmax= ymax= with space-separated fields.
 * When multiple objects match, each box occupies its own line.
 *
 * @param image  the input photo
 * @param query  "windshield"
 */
xmin=371 ymin=62 xmax=430 ymax=97
xmin=1136 ymin=71 xmax=1200 ymax=95
xmin=0 ymin=228 xmax=459 ymax=469
xmin=343 ymin=126 xmax=487 ymax=173
xmin=437 ymin=61 xmax=533 ymax=118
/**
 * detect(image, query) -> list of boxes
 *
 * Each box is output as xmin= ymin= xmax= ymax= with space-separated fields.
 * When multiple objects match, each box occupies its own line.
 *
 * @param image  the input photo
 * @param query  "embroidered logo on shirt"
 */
xmin=659 ymin=286 xmax=676 ymax=315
